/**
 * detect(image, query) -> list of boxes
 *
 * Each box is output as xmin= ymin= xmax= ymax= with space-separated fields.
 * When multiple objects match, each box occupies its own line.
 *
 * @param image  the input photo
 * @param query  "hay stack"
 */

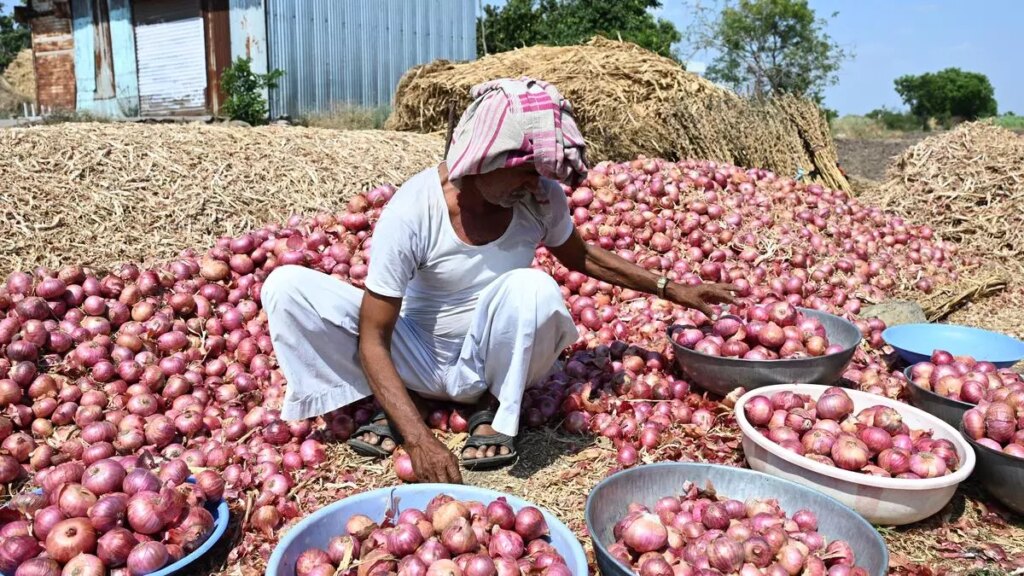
xmin=387 ymin=37 xmax=849 ymax=191
xmin=3 ymin=49 xmax=35 ymax=101
xmin=866 ymin=122 xmax=1024 ymax=261
xmin=0 ymin=123 xmax=444 ymax=272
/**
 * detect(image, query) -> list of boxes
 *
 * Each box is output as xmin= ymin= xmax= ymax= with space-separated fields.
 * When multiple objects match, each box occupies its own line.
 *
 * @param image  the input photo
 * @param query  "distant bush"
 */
xmin=894 ymin=68 xmax=997 ymax=129
xmin=221 ymin=57 xmax=284 ymax=126
xmin=299 ymin=104 xmax=390 ymax=130
xmin=865 ymin=108 xmax=919 ymax=132
xmin=992 ymin=114 xmax=1024 ymax=131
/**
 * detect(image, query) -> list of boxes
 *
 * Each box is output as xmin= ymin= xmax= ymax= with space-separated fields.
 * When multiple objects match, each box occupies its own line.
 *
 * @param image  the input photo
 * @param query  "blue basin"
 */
xmin=882 ymin=323 xmax=1024 ymax=368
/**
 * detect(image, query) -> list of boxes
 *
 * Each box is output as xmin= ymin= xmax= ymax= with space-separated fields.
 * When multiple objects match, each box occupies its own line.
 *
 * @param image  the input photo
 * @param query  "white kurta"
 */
xmin=262 ymin=166 xmax=579 ymax=436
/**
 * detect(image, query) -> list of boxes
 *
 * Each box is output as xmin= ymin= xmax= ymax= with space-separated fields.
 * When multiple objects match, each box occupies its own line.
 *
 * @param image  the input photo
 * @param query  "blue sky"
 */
xmin=6 ymin=1 xmax=1019 ymax=115
xmin=485 ymin=0 xmax=1024 ymax=116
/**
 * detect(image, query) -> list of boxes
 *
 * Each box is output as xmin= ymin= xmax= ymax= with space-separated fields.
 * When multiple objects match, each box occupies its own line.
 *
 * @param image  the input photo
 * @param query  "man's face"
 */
xmin=474 ymin=166 xmax=540 ymax=207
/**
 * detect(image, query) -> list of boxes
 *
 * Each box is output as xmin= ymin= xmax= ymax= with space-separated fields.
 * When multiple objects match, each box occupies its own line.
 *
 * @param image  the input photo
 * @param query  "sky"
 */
xmin=6 ymin=1 xmax=1020 ymax=116
xmin=485 ymin=0 xmax=1024 ymax=116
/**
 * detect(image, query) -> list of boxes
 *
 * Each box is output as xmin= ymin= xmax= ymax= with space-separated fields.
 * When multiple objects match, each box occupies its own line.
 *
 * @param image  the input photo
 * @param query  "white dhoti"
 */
xmin=261 ymin=266 xmax=578 ymax=436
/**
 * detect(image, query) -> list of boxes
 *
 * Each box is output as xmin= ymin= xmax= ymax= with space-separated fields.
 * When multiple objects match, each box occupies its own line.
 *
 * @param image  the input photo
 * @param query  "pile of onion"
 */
xmin=293 ymin=494 xmax=568 ymax=576
xmin=745 ymin=387 xmax=960 ymax=478
xmin=907 ymin=349 xmax=1022 ymax=404
xmin=608 ymin=480 xmax=869 ymax=576
xmin=962 ymin=393 xmax=1024 ymax=458
xmin=671 ymin=303 xmax=840 ymax=360
xmin=0 ymin=457 xmax=222 ymax=575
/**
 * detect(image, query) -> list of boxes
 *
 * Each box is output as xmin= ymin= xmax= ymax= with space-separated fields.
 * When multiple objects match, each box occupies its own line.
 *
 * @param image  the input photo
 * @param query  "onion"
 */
xmin=14 ymin=558 xmax=61 ymax=576
xmin=45 ymin=518 xmax=97 ymax=563
xmin=127 ymin=541 xmax=168 ymax=576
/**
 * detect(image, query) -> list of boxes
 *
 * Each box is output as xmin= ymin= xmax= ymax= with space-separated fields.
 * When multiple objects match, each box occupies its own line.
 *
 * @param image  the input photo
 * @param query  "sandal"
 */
xmin=347 ymin=412 xmax=404 ymax=458
xmin=461 ymin=410 xmax=518 ymax=471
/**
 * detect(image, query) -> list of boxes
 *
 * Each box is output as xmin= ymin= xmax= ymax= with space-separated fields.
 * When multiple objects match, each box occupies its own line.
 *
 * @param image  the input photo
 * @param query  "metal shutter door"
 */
xmin=134 ymin=0 xmax=207 ymax=115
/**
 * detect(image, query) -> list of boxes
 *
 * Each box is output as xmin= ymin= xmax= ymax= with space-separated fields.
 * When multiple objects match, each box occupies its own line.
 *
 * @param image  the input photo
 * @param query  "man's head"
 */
xmin=445 ymin=78 xmax=587 ymax=192
xmin=468 ymin=165 xmax=541 ymax=208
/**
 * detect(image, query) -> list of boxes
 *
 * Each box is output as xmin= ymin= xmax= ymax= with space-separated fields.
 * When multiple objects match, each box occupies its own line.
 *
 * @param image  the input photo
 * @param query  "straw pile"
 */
xmin=867 ymin=121 xmax=1024 ymax=260
xmin=387 ymin=36 xmax=849 ymax=191
xmin=0 ymin=77 xmax=26 ymax=115
xmin=3 ymin=49 xmax=35 ymax=101
xmin=0 ymin=123 xmax=444 ymax=273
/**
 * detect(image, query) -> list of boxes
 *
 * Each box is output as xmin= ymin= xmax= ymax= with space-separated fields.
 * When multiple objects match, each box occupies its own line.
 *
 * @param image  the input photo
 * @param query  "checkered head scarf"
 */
xmin=445 ymin=77 xmax=588 ymax=196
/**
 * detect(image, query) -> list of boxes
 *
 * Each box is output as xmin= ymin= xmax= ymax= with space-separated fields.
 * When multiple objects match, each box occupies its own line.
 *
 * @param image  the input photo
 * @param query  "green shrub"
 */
xmin=220 ymin=58 xmax=284 ymax=126
xmin=865 ymin=107 xmax=919 ymax=131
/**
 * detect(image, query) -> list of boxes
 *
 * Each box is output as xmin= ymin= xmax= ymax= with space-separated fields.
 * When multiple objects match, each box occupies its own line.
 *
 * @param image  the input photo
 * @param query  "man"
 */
xmin=262 ymin=78 xmax=736 ymax=484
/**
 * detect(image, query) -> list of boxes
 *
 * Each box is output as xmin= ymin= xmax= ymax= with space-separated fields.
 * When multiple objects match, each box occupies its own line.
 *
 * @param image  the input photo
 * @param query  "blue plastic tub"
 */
xmin=0 ymin=479 xmax=229 ymax=576
xmin=266 ymin=484 xmax=588 ymax=576
xmin=882 ymin=323 xmax=1024 ymax=368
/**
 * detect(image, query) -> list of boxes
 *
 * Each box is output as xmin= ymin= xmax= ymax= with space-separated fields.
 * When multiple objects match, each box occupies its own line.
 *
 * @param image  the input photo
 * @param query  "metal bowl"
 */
xmin=584 ymin=462 xmax=889 ymax=576
xmin=903 ymin=366 xmax=975 ymax=430
xmin=883 ymin=323 xmax=1024 ymax=368
xmin=267 ymin=484 xmax=587 ymax=576
xmin=668 ymin=308 xmax=862 ymax=396
xmin=959 ymin=422 xmax=1024 ymax=515
xmin=735 ymin=384 xmax=975 ymax=525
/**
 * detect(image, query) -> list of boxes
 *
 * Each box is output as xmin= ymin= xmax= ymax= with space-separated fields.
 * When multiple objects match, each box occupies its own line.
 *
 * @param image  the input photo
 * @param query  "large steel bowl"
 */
xmin=735 ymin=384 xmax=975 ymax=525
xmin=668 ymin=308 xmax=862 ymax=396
xmin=903 ymin=366 xmax=974 ymax=430
xmin=585 ymin=462 xmax=889 ymax=576
xmin=267 ymin=484 xmax=587 ymax=576
xmin=959 ymin=422 xmax=1024 ymax=515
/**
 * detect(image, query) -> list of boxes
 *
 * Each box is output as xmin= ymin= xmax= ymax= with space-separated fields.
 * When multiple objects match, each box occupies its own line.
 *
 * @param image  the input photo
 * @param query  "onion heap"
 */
xmin=907 ymin=349 xmax=1023 ymax=404
xmin=608 ymin=480 xmax=868 ymax=576
xmin=0 ymin=154 xmax=983 ymax=573
xmin=745 ymin=388 xmax=960 ymax=478
xmin=0 ymin=457 xmax=220 ymax=575
xmin=962 ymin=393 xmax=1024 ymax=458
xmin=671 ymin=303 xmax=839 ymax=360
xmin=293 ymin=494 xmax=568 ymax=576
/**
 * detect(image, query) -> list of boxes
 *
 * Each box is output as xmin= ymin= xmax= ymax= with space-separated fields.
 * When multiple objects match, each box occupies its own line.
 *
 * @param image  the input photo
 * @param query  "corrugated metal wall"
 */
xmin=265 ymin=0 xmax=476 ymax=118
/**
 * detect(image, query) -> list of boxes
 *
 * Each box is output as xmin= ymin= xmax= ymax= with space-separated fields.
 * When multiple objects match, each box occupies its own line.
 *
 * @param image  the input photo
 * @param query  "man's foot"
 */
xmin=462 ymin=423 xmax=513 ymax=460
xmin=355 ymin=416 xmax=397 ymax=454
xmin=461 ymin=410 xmax=517 ymax=470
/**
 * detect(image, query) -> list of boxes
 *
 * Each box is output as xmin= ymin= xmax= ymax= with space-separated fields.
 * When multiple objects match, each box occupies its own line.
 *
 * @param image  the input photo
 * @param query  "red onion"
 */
xmin=127 ymin=541 xmax=168 ymax=576
xmin=13 ymin=558 xmax=61 ymax=576
xmin=45 ymin=517 xmax=96 ymax=563
xmin=127 ymin=491 xmax=165 ymax=534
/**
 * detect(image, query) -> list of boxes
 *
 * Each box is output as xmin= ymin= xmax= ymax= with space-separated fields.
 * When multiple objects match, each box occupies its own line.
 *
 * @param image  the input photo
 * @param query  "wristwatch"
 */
xmin=656 ymin=276 xmax=670 ymax=299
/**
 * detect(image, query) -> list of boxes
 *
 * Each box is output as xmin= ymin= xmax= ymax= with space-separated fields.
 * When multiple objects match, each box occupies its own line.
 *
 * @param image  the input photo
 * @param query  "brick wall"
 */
xmin=26 ymin=1 xmax=76 ymax=111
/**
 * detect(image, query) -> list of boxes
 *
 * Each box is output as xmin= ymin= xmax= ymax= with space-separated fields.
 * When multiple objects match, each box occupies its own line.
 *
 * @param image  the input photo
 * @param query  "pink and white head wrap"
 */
xmin=445 ymin=77 xmax=588 ymax=194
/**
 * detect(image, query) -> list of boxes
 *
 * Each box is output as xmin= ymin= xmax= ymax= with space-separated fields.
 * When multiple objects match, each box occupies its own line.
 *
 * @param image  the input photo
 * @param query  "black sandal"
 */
xmin=347 ymin=412 xmax=404 ymax=458
xmin=461 ymin=410 xmax=518 ymax=471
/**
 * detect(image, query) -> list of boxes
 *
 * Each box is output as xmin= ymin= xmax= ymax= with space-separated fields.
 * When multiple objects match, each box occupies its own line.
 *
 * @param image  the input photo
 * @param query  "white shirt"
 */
xmin=365 ymin=166 xmax=574 ymax=342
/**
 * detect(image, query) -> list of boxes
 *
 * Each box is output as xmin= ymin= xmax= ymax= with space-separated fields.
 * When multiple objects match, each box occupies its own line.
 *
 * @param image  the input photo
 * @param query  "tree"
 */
xmin=894 ymin=68 xmax=997 ymax=128
xmin=478 ymin=0 xmax=682 ymax=61
xmin=0 ymin=2 xmax=31 ymax=73
xmin=220 ymin=58 xmax=284 ymax=126
xmin=694 ymin=0 xmax=848 ymax=102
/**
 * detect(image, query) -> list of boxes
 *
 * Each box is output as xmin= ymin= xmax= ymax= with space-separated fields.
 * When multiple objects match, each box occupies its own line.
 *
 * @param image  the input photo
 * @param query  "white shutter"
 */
xmin=134 ymin=0 xmax=207 ymax=115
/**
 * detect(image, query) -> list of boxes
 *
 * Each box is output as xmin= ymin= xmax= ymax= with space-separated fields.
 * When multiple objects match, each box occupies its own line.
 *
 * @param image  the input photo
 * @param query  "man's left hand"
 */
xmin=667 ymin=282 xmax=739 ymax=317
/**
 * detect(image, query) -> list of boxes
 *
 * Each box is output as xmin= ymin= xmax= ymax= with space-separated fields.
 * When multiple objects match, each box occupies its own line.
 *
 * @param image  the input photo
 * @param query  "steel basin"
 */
xmin=668 ymin=308 xmax=861 ymax=396
xmin=903 ymin=366 xmax=975 ymax=430
xmin=585 ymin=462 xmax=889 ymax=576
xmin=960 ymin=422 xmax=1024 ymax=515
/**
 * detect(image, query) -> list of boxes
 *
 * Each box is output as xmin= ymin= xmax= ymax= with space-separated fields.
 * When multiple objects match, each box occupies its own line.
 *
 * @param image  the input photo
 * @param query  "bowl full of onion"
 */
xmin=903 ymin=349 xmax=1023 ymax=429
xmin=584 ymin=462 xmax=888 ymax=576
xmin=265 ymin=484 xmax=587 ymax=576
xmin=668 ymin=305 xmax=861 ymax=396
xmin=0 ymin=467 xmax=229 ymax=576
xmin=735 ymin=384 xmax=975 ymax=525
xmin=882 ymin=323 xmax=1024 ymax=368
xmin=960 ymin=398 xmax=1024 ymax=515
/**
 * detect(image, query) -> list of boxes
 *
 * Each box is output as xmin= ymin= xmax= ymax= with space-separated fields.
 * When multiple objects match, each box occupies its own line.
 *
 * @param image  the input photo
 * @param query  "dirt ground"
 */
xmin=835 ymin=134 xmax=929 ymax=181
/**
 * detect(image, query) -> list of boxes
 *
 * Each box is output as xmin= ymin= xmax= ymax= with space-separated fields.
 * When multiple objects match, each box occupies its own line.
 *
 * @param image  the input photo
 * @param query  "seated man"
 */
xmin=262 ymin=77 xmax=735 ymax=483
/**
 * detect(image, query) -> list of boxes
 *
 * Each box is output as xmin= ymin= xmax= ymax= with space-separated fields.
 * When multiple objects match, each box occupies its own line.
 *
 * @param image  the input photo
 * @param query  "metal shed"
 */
xmin=265 ymin=0 xmax=477 ymax=118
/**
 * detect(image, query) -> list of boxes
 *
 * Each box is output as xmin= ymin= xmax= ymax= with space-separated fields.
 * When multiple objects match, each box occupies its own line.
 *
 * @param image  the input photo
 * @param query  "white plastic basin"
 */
xmin=735 ymin=384 xmax=975 ymax=525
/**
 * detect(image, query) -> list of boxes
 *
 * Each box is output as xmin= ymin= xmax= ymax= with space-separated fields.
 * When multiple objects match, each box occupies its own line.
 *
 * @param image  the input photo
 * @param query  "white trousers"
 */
xmin=261 ymin=266 xmax=578 ymax=436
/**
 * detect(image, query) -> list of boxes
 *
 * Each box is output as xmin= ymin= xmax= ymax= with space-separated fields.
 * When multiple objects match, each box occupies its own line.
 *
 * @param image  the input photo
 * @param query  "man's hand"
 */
xmin=405 ymin=435 xmax=463 ymax=484
xmin=667 ymin=283 xmax=739 ymax=317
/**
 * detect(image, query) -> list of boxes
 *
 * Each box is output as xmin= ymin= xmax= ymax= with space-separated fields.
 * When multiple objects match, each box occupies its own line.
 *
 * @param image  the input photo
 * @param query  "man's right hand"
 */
xmin=405 ymin=434 xmax=463 ymax=484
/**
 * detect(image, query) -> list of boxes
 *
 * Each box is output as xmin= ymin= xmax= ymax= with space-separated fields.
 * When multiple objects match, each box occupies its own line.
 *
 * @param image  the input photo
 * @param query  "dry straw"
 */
xmin=3 ymin=49 xmax=36 ymax=101
xmin=867 ymin=121 xmax=1024 ymax=261
xmin=387 ymin=36 xmax=849 ymax=191
xmin=0 ymin=123 xmax=444 ymax=273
